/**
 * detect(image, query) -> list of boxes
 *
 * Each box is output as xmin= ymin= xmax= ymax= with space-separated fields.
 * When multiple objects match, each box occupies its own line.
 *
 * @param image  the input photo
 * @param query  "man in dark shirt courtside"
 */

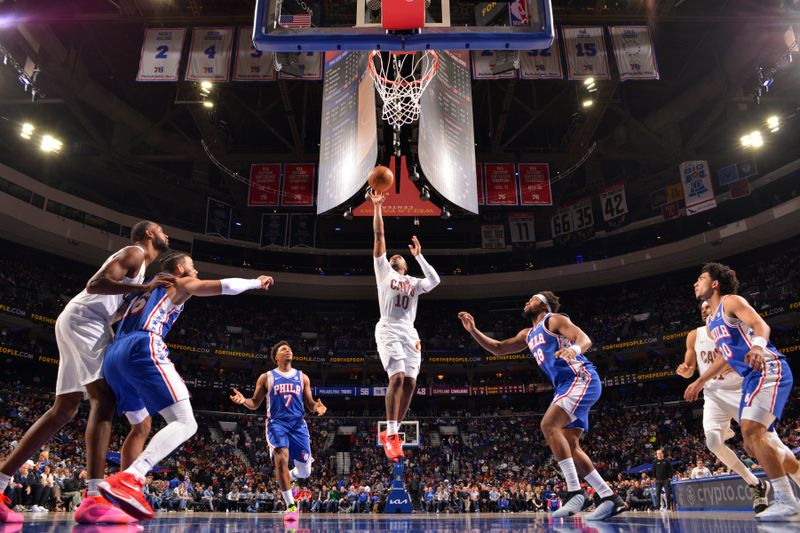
xmin=653 ymin=449 xmax=674 ymax=510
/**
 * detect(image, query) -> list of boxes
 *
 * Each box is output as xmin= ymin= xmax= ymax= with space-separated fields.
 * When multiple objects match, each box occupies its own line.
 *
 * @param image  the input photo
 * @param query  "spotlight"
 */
xmin=767 ymin=115 xmax=780 ymax=132
xmin=740 ymin=134 xmax=752 ymax=147
xmin=200 ymin=81 xmax=213 ymax=91
xmin=583 ymin=77 xmax=597 ymax=92
xmin=583 ymin=77 xmax=595 ymax=86
xmin=582 ymin=99 xmax=594 ymax=108
xmin=749 ymin=130 xmax=763 ymax=147
xmin=343 ymin=207 xmax=353 ymax=220
xmin=20 ymin=122 xmax=34 ymax=139
xmin=440 ymin=206 xmax=451 ymax=220
xmin=203 ymin=101 xmax=214 ymax=109
xmin=40 ymin=134 xmax=62 ymax=153
xmin=419 ymin=186 xmax=430 ymax=202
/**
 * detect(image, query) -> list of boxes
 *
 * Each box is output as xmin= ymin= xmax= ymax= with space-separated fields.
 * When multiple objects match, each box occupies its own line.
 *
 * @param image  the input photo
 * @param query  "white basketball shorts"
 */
xmin=54 ymin=302 xmax=113 ymax=396
xmin=702 ymin=387 xmax=741 ymax=440
xmin=375 ymin=320 xmax=421 ymax=380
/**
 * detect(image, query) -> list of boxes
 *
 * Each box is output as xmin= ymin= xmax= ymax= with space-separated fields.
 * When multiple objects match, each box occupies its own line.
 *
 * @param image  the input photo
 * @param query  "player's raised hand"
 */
xmin=369 ymin=190 xmax=387 ymax=206
xmin=230 ymin=388 xmax=246 ymax=405
xmin=684 ymin=379 xmax=704 ymax=402
xmin=258 ymin=275 xmax=274 ymax=290
xmin=146 ymin=273 xmax=176 ymax=292
xmin=314 ymin=399 xmax=327 ymax=416
xmin=745 ymin=347 xmax=766 ymax=371
xmin=555 ymin=347 xmax=578 ymax=362
xmin=676 ymin=363 xmax=695 ymax=379
xmin=458 ymin=312 xmax=476 ymax=332
xmin=408 ymin=235 xmax=422 ymax=256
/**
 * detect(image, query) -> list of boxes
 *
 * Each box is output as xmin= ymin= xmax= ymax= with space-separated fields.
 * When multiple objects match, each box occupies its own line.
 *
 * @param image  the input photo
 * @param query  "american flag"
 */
xmin=278 ymin=14 xmax=312 ymax=29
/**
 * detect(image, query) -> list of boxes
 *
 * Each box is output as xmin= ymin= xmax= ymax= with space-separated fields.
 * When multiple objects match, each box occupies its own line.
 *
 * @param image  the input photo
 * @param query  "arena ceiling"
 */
xmin=0 ymin=0 xmax=799 ymax=245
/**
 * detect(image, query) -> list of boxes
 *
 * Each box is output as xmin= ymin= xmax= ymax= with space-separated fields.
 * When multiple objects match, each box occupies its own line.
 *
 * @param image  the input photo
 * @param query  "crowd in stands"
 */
xmin=2 ymin=379 xmax=798 ymax=515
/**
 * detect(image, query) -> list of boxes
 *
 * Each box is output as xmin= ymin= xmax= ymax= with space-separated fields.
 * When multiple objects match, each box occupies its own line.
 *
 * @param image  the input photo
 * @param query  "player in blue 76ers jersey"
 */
xmin=459 ymin=292 xmax=625 ymax=521
xmin=229 ymin=341 xmax=326 ymax=524
xmin=685 ymin=263 xmax=799 ymax=522
xmin=98 ymin=252 xmax=273 ymax=521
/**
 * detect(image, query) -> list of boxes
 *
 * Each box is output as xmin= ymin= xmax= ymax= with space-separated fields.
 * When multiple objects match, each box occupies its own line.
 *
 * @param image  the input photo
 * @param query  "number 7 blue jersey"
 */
xmin=267 ymin=369 xmax=305 ymax=424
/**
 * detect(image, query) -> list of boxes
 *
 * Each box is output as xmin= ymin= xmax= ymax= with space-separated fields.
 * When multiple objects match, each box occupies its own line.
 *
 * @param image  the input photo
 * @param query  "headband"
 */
xmin=534 ymin=293 xmax=552 ymax=313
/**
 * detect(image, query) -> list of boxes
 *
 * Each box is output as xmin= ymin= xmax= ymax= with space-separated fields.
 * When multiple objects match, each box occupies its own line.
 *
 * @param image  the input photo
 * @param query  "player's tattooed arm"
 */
xmin=458 ymin=312 xmax=528 ymax=355
xmin=86 ymin=247 xmax=175 ymax=295
xmin=548 ymin=314 xmax=592 ymax=362
xmin=370 ymin=190 xmax=387 ymax=258
xmin=724 ymin=295 xmax=772 ymax=371
xmin=677 ymin=329 xmax=698 ymax=378
xmin=302 ymin=373 xmax=327 ymax=416
xmin=230 ymin=373 xmax=268 ymax=410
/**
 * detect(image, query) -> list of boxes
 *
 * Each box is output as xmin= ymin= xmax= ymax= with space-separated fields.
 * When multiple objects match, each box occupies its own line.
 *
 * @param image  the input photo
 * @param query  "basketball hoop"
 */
xmin=367 ymin=50 xmax=439 ymax=128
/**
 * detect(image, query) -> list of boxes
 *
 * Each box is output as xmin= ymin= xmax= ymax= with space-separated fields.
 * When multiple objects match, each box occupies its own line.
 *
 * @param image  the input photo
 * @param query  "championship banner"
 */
xmin=281 ymin=163 xmax=315 ymax=206
xmin=476 ymin=163 xmax=485 ymax=205
xmin=205 ymin=197 xmax=232 ymax=238
xmin=289 ymin=213 xmax=316 ymax=247
xmin=471 ymin=51 xmax=516 ymax=80
xmin=248 ymin=163 xmax=281 ymax=206
xmin=562 ymin=26 xmax=610 ymax=80
xmin=518 ymin=163 xmax=552 ymax=205
xmin=259 ymin=213 xmax=288 ymax=247
xmin=599 ymin=182 xmax=628 ymax=221
xmin=278 ymin=52 xmax=323 ymax=80
xmin=520 ymin=36 xmax=563 ymax=79
xmin=484 ymin=163 xmax=519 ymax=206
xmin=137 ymin=28 xmax=186 ymax=82
xmin=233 ymin=27 xmax=275 ymax=81
xmin=679 ymin=161 xmax=717 ymax=215
xmin=609 ymin=26 xmax=660 ymax=80
xmin=186 ymin=27 xmax=235 ymax=82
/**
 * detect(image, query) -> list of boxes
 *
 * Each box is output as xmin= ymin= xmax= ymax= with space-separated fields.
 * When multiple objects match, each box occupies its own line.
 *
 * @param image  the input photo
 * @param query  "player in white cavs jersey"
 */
xmin=677 ymin=301 xmax=800 ymax=514
xmin=0 ymin=221 xmax=173 ymax=525
xmin=369 ymin=190 xmax=440 ymax=461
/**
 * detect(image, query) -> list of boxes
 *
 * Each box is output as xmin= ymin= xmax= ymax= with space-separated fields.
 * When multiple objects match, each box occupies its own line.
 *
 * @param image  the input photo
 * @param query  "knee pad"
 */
xmin=160 ymin=399 xmax=198 ymax=441
xmin=293 ymin=459 xmax=313 ymax=479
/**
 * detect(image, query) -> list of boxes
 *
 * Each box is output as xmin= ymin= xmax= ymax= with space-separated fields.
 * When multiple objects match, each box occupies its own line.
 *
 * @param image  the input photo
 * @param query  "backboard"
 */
xmin=253 ymin=0 xmax=554 ymax=52
xmin=376 ymin=421 xmax=420 ymax=448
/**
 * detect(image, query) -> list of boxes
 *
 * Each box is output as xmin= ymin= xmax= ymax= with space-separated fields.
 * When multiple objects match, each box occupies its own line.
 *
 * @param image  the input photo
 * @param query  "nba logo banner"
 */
xmin=609 ymin=26 xmax=660 ymax=80
xmin=562 ymin=26 xmax=610 ymax=80
xmin=186 ymin=27 xmax=235 ymax=82
xmin=137 ymin=28 xmax=186 ymax=82
xmin=679 ymin=161 xmax=717 ymax=215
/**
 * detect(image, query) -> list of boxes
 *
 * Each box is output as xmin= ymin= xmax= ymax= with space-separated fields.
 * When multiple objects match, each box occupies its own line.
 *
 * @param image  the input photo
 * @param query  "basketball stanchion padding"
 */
xmin=382 ymin=0 xmax=425 ymax=31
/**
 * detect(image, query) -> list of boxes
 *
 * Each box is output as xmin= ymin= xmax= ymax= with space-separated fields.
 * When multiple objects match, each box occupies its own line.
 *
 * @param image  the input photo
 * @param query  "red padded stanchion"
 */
xmin=381 ymin=0 xmax=425 ymax=31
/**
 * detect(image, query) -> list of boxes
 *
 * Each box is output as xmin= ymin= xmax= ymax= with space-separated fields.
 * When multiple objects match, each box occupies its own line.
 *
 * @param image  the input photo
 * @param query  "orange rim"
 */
xmin=368 ymin=50 xmax=439 ymax=87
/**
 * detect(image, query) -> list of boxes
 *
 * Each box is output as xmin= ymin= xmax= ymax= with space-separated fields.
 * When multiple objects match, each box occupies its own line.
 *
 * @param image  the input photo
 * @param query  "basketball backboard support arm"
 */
xmin=253 ymin=0 xmax=554 ymax=52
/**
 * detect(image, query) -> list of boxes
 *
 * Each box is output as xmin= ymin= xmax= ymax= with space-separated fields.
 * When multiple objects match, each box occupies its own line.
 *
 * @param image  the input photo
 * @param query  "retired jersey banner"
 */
xmin=680 ymin=161 xmax=717 ymax=215
xmin=520 ymin=36 xmax=563 ymax=79
xmin=248 ymin=163 xmax=281 ymax=206
xmin=186 ymin=27 xmax=234 ymax=81
xmin=259 ymin=213 xmax=288 ymax=247
xmin=485 ymin=163 xmax=519 ymax=206
xmin=569 ymin=197 xmax=594 ymax=232
xmin=476 ymin=163 xmax=485 ymax=205
xmin=599 ymin=182 xmax=628 ymax=221
xmin=562 ymin=26 xmax=610 ymax=80
xmin=205 ymin=198 xmax=232 ymax=238
xmin=233 ymin=27 xmax=275 ymax=81
xmin=609 ymin=26 xmax=660 ymax=80
xmin=518 ymin=163 xmax=552 ymax=205
xmin=278 ymin=52 xmax=323 ymax=80
xmin=281 ymin=163 xmax=315 ymax=206
xmin=137 ymin=28 xmax=186 ymax=82
xmin=471 ymin=51 xmax=516 ymax=80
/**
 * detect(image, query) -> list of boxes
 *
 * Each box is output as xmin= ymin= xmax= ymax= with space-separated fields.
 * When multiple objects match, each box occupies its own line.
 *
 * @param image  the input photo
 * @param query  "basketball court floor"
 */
xmin=10 ymin=511 xmax=784 ymax=532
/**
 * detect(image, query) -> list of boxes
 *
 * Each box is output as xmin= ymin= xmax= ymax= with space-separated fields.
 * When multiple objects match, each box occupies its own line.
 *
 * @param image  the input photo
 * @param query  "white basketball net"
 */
xmin=368 ymin=50 xmax=439 ymax=128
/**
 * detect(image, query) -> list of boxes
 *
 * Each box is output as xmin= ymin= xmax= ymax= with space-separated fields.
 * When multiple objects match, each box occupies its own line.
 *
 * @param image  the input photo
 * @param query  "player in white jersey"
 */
xmin=369 ymin=190 xmax=440 ymax=461
xmin=677 ymin=301 xmax=772 ymax=512
xmin=0 ymin=221 xmax=172 ymax=525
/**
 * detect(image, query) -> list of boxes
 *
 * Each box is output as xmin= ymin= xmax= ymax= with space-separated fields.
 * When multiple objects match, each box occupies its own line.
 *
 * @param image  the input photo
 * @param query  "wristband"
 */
xmin=220 ymin=278 xmax=262 ymax=295
xmin=570 ymin=344 xmax=582 ymax=356
xmin=751 ymin=336 xmax=768 ymax=349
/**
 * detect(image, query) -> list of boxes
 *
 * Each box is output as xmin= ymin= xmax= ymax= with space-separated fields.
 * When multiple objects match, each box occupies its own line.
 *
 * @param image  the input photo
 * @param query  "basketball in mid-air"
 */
xmin=368 ymin=165 xmax=394 ymax=193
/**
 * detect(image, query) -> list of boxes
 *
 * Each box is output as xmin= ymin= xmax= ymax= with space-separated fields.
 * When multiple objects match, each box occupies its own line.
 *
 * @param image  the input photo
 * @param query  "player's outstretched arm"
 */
xmin=548 ymin=315 xmax=592 ymax=362
xmin=677 ymin=330 xmax=698 ymax=379
xmin=302 ymin=373 xmax=327 ymax=416
xmin=725 ymin=295 xmax=772 ymax=371
xmin=370 ymin=190 xmax=387 ymax=259
xmin=230 ymin=373 xmax=268 ymax=410
xmin=410 ymin=236 xmax=440 ymax=293
xmin=458 ymin=312 xmax=528 ymax=355
xmin=177 ymin=275 xmax=274 ymax=297
xmin=86 ymin=247 xmax=175 ymax=295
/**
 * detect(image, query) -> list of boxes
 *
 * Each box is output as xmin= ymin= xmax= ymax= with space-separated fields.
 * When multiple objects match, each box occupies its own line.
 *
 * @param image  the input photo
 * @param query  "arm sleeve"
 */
xmin=373 ymin=255 xmax=393 ymax=284
xmin=414 ymin=254 xmax=440 ymax=293
xmin=220 ymin=278 xmax=262 ymax=295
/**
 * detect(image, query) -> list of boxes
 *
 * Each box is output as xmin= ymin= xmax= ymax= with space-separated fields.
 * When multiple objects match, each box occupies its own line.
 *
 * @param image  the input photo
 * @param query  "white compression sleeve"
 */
xmin=125 ymin=400 xmax=198 ymax=480
xmin=220 ymin=278 xmax=262 ymax=295
xmin=415 ymin=254 xmax=440 ymax=293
